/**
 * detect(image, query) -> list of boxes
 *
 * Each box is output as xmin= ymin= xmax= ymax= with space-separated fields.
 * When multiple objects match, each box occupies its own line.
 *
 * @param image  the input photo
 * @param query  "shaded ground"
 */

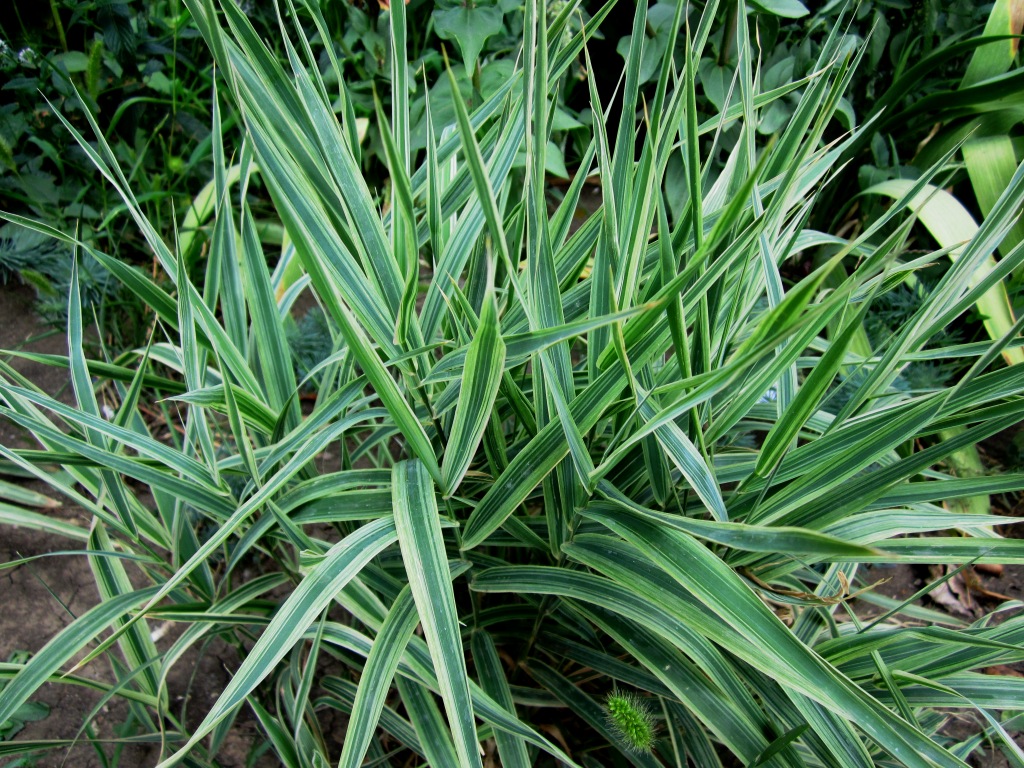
xmin=0 ymin=283 xmax=270 ymax=767
xmin=1 ymin=511 xmax=269 ymax=767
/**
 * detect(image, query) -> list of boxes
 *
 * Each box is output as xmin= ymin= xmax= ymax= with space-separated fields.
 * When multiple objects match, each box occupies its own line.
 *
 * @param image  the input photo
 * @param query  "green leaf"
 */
xmin=442 ymin=285 xmax=506 ymax=496
xmin=87 ymin=523 xmax=161 ymax=699
xmin=0 ymin=503 xmax=87 ymax=541
xmin=0 ymin=479 xmax=58 ymax=509
xmin=749 ymin=0 xmax=809 ymax=18
xmin=471 ymin=631 xmax=530 ymax=768
xmin=337 ymin=587 xmax=419 ymax=768
xmin=594 ymin=487 xmax=875 ymax=558
xmin=0 ymin=587 xmax=159 ymax=730
xmin=398 ymin=675 xmax=463 ymax=766
xmin=392 ymin=460 xmax=482 ymax=768
xmin=576 ymin=509 xmax=966 ymax=768
xmin=248 ymin=697 xmax=302 ymax=768
xmin=157 ymin=518 xmax=398 ymax=766
xmin=433 ymin=4 xmax=504 ymax=74
xmin=749 ymin=725 xmax=810 ymax=767
xmin=55 ymin=51 xmax=90 ymax=73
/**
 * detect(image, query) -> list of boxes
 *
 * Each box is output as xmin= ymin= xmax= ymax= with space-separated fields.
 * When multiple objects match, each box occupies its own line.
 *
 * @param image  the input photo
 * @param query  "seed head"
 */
xmin=605 ymin=691 xmax=656 ymax=753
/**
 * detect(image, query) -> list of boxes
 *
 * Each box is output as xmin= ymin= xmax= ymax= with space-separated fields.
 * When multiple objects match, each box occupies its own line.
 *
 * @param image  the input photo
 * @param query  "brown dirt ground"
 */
xmin=0 ymin=283 xmax=272 ymax=767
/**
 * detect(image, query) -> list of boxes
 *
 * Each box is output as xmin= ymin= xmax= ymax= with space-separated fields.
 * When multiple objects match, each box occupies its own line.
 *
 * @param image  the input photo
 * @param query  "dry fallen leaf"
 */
xmin=982 ymin=665 xmax=1024 ymax=677
xmin=928 ymin=565 xmax=978 ymax=618
xmin=537 ymin=723 xmax=572 ymax=757
xmin=975 ymin=562 xmax=1004 ymax=577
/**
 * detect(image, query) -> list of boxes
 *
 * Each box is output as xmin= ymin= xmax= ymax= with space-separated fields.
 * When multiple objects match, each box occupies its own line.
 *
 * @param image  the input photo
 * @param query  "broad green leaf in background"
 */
xmin=961 ymin=0 xmax=1024 ymax=265
xmin=863 ymin=179 xmax=1022 ymax=366
xmin=750 ymin=0 xmax=809 ymax=19
xmin=433 ymin=2 xmax=504 ymax=76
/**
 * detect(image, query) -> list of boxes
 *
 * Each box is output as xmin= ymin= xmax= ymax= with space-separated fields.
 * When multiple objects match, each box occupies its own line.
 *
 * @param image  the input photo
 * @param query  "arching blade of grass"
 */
xmin=576 ymin=509 xmax=966 ymax=768
xmin=0 ymin=503 xmax=87 ymax=540
xmin=594 ymin=485 xmax=874 ymax=557
xmin=87 ymin=522 xmax=161 ymax=700
xmin=337 ymin=587 xmax=418 ymax=768
xmin=176 ymin=248 xmax=221 ymax=485
xmin=441 ymin=284 xmax=505 ymax=497
xmin=0 ymin=664 xmax=160 ymax=709
xmin=156 ymin=517 xmax=398 ymax=766
xmin=67 ymin=259 xmax=139 ymax=538
xmin=0 ymin=587 xmax=160 ymax=729
xmin=207 ymin=86 xmax=246 ymax=352
xmin=396 ymin=675 xmax=462 ymax=767
xmin=0 ymin=436 xmax=159 ymax=545
xmin=470 ymin=631 xmax=530 ymax=768
xmin=854 ymin=538 xmax=1024 ymax=564
xmin=393 ymin=460 xmax=482 ymax=768
xmin=0 ymin=212 xmax=183 ymax=334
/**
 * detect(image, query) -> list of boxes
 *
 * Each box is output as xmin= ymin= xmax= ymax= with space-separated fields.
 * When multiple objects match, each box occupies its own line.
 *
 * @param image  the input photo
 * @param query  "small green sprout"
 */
xmin=605 ymin=690 xmax=656 ymax=753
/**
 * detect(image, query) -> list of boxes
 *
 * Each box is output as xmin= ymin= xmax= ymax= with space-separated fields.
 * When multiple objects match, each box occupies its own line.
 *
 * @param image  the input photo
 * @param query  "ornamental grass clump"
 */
xmin=2 ymin=0 xmax=1024 ymax=766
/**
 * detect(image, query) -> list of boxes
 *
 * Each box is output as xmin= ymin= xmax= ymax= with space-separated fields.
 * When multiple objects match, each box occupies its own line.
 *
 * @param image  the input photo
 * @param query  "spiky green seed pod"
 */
xmin=605 ymin=691 xmax=656 ymax=753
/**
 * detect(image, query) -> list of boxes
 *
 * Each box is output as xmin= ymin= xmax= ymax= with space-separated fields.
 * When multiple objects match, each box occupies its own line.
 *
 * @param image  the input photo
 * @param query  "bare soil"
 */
xmin=0 ymin=283 xmax=270 ymax=767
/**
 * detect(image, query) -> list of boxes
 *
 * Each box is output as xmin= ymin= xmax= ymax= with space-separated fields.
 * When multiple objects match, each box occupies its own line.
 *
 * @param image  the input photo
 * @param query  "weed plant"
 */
xmin=2 ymin=1 xmax=1024 ymax=766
